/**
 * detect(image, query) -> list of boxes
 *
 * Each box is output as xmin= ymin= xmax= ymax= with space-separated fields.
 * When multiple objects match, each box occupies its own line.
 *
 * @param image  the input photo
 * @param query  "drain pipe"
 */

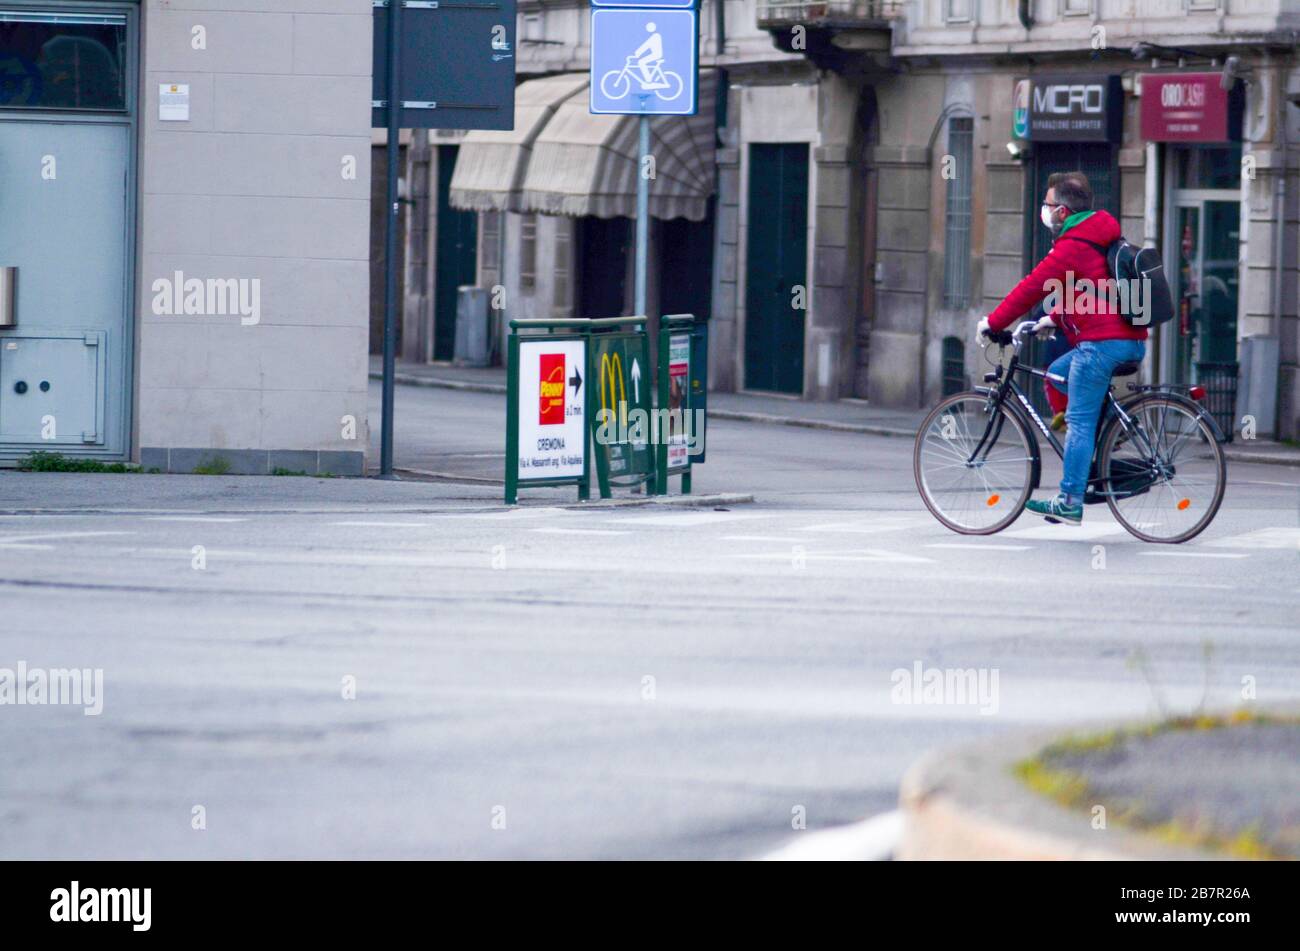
xmin=1017 ymin=0 xmax=1034 ymax=30
xmin=1273 ymin=71 xmax=1289 ymax=343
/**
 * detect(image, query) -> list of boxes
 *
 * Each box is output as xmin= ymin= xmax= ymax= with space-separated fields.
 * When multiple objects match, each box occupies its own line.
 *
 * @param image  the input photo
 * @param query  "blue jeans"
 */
xmin=1046 ymin=339 xmax=1146 ymax=500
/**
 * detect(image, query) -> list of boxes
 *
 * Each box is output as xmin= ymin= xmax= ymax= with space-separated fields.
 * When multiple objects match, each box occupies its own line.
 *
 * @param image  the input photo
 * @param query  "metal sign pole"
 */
xmin=634 ymin=113 xmax=650 ymax=318
xmin=379 ymin=0 xmax=403 ymax=478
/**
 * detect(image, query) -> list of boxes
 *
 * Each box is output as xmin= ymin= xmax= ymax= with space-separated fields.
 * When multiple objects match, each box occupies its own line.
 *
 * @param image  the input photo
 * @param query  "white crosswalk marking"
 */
xmin=1205 ymin=528 xmax=1300 ymax=550
xmin=1000 ymin=523 xmax=1126 ymax=541
xmin=735 ymin=548 xmax=933 ymax=564
xmin=604 ymin=511 xmax=764 ymax=527
xmin=926 ymin=543 xmax=1033 ymax=551
xmin=532 ymin=527 xmax=630 ymax=536
xmin=797 ymin=516 xmax=932 ymax=535
xmin=146 ymin=516 xmax=247 ymax=523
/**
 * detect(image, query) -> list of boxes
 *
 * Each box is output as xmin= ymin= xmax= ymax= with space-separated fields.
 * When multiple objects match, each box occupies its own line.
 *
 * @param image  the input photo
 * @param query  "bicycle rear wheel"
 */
xmin=914 ymin=391 xmax=1035 ymax=535
xmin=1099 ymin=395 xmax=1226 ymax=543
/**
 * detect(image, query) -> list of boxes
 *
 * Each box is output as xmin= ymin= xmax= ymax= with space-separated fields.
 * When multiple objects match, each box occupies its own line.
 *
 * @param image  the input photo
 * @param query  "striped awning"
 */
xmin=518 ymin=69 xmax=718 ymax=222
xmin=448 ymin=73 xmax=590 ymax=213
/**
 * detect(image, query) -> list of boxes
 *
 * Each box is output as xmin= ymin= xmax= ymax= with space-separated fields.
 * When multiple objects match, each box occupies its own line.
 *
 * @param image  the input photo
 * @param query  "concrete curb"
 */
xmin=374 ymin=370 xmax=506 ymax=395
xmin=897 ymin=722 xmax=1229 ymax=861
xmin=1222 ymin=448 xmax=1300 ymax=468
xmin=706 ymin=409 xmax=916 ymax=439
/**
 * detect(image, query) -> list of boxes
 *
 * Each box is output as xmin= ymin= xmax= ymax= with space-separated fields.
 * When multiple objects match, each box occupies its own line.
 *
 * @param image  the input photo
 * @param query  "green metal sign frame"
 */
xmin=591 ymin=327 xmax=653 ymax=498
xmin=505 ymin=320 xmax=593 ymax=505
xmin=654 ymin=314 xmax=704 ymax=495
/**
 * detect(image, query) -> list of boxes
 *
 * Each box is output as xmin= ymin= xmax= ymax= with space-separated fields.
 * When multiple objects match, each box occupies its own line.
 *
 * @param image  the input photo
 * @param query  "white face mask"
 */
xmin=1040 ymin=204 xmax=1057 ymax=229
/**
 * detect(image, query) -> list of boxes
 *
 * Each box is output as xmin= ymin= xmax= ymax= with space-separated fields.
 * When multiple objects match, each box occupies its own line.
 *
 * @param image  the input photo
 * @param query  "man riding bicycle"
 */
xmin=977 ymin=171 xmax=1147 ymax=526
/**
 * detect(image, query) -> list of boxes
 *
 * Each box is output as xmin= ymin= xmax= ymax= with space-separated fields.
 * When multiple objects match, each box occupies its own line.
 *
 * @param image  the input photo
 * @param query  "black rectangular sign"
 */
xmin=373 ymin=0 xmax=517 ymax=130
xmin=1025 ymin=74 xmax=1123 ymax=143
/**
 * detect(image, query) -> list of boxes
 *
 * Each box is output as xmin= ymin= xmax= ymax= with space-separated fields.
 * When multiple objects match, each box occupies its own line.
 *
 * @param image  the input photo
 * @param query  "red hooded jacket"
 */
xmin=987 ymin=209 xmax=1147 ymax=344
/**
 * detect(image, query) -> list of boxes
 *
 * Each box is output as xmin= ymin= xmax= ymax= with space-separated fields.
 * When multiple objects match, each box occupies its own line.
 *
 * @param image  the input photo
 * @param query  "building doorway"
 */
xmin=744 ymin=143 xmax=808 ymax=394
xmin=433 ymin=144 xmax=477 ymax=361
xmin=0 ymin=4 xmax=138 ymax=462
xmin=1163 ymin=145 xmax=1242 ymax=386
xmin=576 ymin=216 xmax=631 ymax=319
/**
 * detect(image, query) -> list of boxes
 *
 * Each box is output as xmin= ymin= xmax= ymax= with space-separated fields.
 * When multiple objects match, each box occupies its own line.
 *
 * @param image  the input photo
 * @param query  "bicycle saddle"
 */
xmin=1111 ymin=361 xmax=1141 ymax=377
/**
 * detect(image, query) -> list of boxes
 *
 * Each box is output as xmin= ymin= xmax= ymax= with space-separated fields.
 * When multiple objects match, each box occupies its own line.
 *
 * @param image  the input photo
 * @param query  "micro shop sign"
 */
xmin=1015 ymin=74 xmax=1123 ymax=142
xmin=1140 ymin=72 xmax=1244 ymax=142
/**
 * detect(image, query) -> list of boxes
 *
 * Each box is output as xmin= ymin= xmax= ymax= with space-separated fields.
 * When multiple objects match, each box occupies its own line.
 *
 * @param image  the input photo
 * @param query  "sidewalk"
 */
xmin=369 ymin=357 xmax=926 ymax=438
xmin=369 ymin=356 xmax=1300 ymax=466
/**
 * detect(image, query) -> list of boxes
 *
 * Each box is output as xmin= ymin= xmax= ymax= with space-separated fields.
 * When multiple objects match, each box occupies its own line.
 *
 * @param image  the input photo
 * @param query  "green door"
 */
xmin=435 ymin=145 xmax=477 ymax=361
xmin=745 ymin=144 xmax=807 ymax=393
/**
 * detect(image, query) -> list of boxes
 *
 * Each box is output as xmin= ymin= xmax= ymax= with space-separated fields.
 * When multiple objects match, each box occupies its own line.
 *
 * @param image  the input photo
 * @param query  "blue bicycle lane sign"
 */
xmin=589 ymin=7 xmax=697 ymax=116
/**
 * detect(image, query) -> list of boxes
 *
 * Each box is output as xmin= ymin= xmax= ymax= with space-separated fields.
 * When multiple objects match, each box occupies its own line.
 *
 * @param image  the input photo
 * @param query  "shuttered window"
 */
xmin=520 ymin=213 xmax=537 ymax=290
xmin=942 ymin=117 xmax=974 ymax=310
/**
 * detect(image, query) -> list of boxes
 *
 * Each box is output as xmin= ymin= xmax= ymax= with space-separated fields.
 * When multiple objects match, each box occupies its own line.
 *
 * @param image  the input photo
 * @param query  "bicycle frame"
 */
xmin=967 ymin=322 xmax=1161 ymax=501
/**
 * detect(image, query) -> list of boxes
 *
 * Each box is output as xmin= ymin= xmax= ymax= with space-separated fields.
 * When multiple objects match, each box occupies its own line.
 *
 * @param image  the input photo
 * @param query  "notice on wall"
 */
xmin=517 ymin=338 xmax=586 ymax=480
xmin=159 ymin=84 xmax=190 ymax=121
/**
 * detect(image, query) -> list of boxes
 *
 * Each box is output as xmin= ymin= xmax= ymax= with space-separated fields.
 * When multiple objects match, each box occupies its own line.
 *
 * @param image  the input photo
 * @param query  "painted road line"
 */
xmin=531 ymin=527 xmax=630 ymax=536
xmin=797 ymin=517 xmax=931 ymax=535
xmin=735 ymin=548 xmax=933 ymax=564
xmin=604 ymin=511 xmax=766 ymax=527
xmin=1205 ymin=528 xmax=1300 ymax=549
xmin=1138 ymin=551 xmax=1251 ymax=559
xmin=1001 ymin=524 xmax=1127 ymax=541
xmin=330 ymin=521 xmax=431 ymax=528
xmin=0 ymin=531 xmax=135 ymax=545
xmin=146 ymin=516 xmax=248 ymax=523
xmin=761 ymin=810 xmax=902 ymax=862
xmin=723 ymin=535 xmax=806 ymax=543
xmin=926 ymin=543 xmax=1034 ymax=551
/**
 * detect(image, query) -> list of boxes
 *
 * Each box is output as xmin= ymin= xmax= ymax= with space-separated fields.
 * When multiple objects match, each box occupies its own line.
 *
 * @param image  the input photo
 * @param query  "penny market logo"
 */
xmin=539 ymin=353 xmax=565 ymax=425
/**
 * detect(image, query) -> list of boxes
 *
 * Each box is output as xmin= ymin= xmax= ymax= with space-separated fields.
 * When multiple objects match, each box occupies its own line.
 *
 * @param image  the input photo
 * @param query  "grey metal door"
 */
xmin=0 ymin=122 xmax=127 ymax=451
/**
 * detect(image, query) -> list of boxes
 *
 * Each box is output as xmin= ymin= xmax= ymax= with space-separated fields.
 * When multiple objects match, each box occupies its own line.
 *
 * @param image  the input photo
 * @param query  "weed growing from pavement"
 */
xmin=17 ymin=451 xmax=141 ymax=474
xmin=1014 ymin=710 xmax=1299 ymax=860
xmin=191 ymin=456 xmax=232 ymax=476
xmin=271 ymin=468 xmax=336 ymax=478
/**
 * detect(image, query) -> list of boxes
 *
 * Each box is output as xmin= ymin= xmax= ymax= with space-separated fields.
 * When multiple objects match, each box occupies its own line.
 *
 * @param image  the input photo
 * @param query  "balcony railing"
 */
xmin=756 ymin=0 xmax=904 ymax=28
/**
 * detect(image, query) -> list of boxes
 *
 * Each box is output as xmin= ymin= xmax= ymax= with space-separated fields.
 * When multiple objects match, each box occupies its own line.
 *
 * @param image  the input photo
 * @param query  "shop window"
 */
xmin=942 ymin=116 xmax=974 ymax=310
xmin=0 ymin=11 xmax=127 ymax=111
xmin=1184 ymin=0 xmax=1222 ymax=11
xmin=942 ymin=337 xmax=966 ymax=396
xmin=1173 ymin=145 xmax=1243 ymax=190
xmin=1059 ymin=0 xmax=1093 ymax=15
xmin=520 ymin=213 xmax=537 ymax=291
xmin=552 ymin=222 xmax=572 ymax=317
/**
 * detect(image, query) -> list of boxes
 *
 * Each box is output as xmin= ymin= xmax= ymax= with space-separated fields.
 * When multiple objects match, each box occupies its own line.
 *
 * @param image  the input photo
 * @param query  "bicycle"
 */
xmin=599 ymin=57 xmax=684 ymax=103
xmin=913 ymin=319 xmax=1227 ymax=543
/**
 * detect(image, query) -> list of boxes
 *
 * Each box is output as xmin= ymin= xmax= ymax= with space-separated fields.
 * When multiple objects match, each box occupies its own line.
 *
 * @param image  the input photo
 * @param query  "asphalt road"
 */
xmin=0 ymin=382 xmax=1296 ymax=859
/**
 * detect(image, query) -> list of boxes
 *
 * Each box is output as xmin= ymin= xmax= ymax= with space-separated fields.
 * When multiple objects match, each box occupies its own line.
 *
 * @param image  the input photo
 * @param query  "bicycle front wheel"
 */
xmin=914 ymin=391 xmax=1035 ymax=535
xmin=1099 ymin=395 xmax=1226 ymax=543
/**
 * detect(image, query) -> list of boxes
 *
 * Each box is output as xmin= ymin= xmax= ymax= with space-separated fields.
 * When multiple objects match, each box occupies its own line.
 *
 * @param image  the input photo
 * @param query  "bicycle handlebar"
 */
xmin=981 ymin=319 xmax=1039 ymax=351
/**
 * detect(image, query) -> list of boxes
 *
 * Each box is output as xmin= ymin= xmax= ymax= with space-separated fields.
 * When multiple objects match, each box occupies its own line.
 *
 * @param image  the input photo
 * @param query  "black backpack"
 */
xmin=1076 ymin=236 xmax=1174 ymax=329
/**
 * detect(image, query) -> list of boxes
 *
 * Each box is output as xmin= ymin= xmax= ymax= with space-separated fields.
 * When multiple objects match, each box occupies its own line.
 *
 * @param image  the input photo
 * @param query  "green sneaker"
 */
xmin=1026 ymin=495 xmax=1083 ymax=526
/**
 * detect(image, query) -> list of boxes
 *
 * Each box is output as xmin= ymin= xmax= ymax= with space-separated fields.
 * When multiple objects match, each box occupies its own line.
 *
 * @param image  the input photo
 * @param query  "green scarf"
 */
xmin=1057 ymin=210 xmax=1095 ymax=238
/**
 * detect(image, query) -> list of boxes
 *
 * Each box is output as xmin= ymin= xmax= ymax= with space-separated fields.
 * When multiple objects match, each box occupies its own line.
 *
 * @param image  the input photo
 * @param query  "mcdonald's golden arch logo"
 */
xmin=600 ymin=351 xmax=628 ymax=427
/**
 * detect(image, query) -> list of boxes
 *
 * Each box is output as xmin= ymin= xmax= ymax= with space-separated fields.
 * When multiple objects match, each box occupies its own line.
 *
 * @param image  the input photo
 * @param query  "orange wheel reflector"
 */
xmin=1177 ymin=498 xmax=1191 ymax=511
xmin=986 ymin=494 xmax=1000 ymax=507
